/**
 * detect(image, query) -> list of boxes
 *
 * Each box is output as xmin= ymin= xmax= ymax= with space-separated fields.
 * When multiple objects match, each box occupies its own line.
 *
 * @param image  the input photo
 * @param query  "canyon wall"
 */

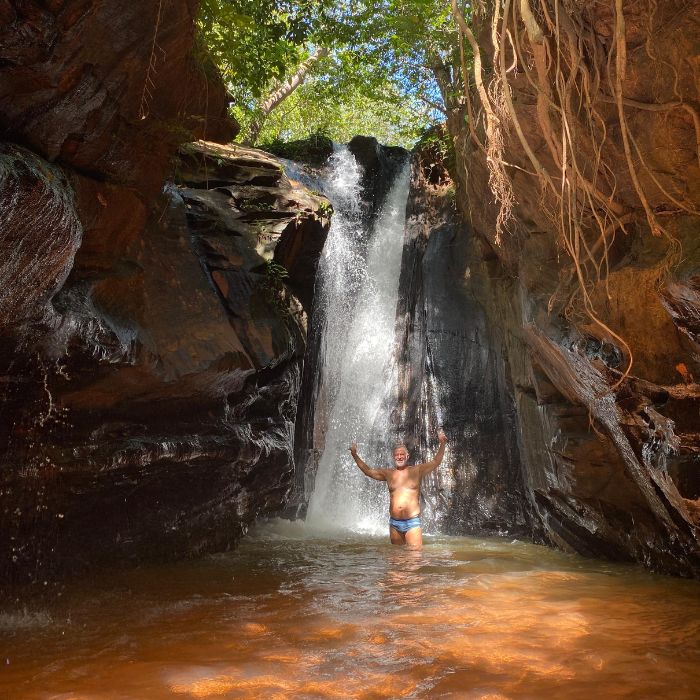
xmin=438 ymin=0 xmax=700 ymax=574
xmin=2 ymin=0 xmax=699 ymax=586
xmin=394 ymin=147 xmax=534 ymax=537
xmin=0 ymin=2 xmax=329 ymax=592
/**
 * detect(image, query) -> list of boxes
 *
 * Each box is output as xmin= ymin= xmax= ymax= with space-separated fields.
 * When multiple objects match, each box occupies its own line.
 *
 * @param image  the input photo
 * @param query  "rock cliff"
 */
xmin=440 ymin=0 xmax=700 ymax=574
xmin=394 ymin=145 xmax=532 ymax=536
xmin=0 ymin=2 xmax=329 ymax=592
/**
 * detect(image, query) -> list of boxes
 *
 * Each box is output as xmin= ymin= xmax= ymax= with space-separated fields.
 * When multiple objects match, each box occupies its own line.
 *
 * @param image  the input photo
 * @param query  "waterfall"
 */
xmin=304 ymin=147 xmax=410 ymax=534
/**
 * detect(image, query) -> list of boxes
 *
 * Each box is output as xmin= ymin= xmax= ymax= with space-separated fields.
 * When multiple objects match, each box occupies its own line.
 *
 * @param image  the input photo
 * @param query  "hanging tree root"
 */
xmin=139 ymin=0 xmax=166 ymax=121
xmin=451 ymin=0 xmax=695 ymax=389
xmin=452 ymin=0 xmax=515 ymax=244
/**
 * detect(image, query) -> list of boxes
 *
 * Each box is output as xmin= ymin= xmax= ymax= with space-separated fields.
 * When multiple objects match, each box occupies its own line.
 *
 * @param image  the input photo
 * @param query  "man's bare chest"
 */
xmin=387 ymin=467 xmax=420 ymax=492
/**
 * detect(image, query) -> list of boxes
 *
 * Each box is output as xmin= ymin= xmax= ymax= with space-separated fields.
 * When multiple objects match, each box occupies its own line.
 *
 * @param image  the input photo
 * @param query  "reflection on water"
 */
xmin=2 ymin=520 xmax=700 ymax=699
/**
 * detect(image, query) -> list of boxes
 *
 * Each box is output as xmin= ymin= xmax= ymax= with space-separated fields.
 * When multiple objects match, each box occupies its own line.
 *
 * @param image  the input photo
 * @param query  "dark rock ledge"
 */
xmin=0 ymin=141 xmax=331 ymax=593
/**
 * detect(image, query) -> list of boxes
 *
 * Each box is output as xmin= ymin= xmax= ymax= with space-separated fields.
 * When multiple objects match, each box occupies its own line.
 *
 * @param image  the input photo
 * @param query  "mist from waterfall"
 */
xmin=305 ymin=146 xmax=410 ymax=534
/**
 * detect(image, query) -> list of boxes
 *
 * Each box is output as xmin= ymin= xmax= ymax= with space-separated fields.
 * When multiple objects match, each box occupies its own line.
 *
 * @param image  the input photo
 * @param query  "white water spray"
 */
xmin=305 ymin=149 xmax=410 ymax=534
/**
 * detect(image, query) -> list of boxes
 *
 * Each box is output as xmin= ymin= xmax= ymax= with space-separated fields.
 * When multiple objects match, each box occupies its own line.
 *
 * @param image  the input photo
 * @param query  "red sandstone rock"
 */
xmin=0 ymin=144 xmax=82 ymax=327
xmin=441 ymin=0 xmax=700 ymax=575
xmin=0 ymin=0 xmax=235 ymax=195
xmin=0 ymin=3 xmax=331 ymax=592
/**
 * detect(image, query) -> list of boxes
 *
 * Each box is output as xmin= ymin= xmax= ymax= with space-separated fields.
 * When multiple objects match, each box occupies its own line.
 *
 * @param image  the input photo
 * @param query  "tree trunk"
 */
xmin=242 ymin=47 xmax=330 ymax=146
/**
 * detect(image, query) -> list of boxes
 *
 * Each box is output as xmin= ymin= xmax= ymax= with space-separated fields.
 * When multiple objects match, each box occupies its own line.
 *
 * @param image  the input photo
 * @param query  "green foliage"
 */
xmin=198 ymin=0 xmax=322 ymax=102
xmin=317 ymin=199 xmax=333 ymax=217
xmin=257 ymin=79 xmax=431 ymax=148
xmin=256 ymin=259 xmax=298 ymax=317
xmin=261 ymin=132 xmax=334 ymax=165
xmin=414 ymin=125 xmax=453 ymax=161
xmin=264 ymin=260 xmax=290 ymax=281
xmin=197 ymin=0 xmax=462 ymax=147
xmin=413 ymin=124 xmax=455 ymax=184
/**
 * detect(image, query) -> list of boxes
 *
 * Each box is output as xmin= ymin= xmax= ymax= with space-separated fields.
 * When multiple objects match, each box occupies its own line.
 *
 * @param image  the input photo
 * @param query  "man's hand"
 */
xmin=349 ymin=443 xmax=386 ymax=481
xmin=419 ymin=429 xmax=447 ymax=477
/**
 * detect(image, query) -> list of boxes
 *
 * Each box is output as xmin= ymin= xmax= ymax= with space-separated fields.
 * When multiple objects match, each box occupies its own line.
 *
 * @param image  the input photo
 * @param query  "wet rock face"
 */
xmin=0 ymin=0 xmax=234 ymax=334
xmin=348 ymin=135 xmax=407 ymax=222
xmin=177 ymin=142 xmax=331 ymax=314
xmin=0 ymin=0 xmax=234 ymax=195
xmin=0 ymin=144 xmax=82 ymax=328
xmin=396 ymin=155 xmax=532 ymax=537
xmin=1 ymin=143 xmax=330 ymax=591
xmin=442 ymin=0 xmax=700 ymax=574
xmin=0 ymin=3 xmax=328 ymax=592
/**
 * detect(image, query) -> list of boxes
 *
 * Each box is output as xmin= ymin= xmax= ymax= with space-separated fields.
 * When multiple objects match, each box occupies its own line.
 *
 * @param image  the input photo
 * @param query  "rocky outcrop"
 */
xmin=348 ymin=135 xmax=408 ymax=222
xmin=1 ymin=139 xmax=330 ymax=592
xmin=177 ymin=141 xmax=331 ymax=314
xmin=261 ymin=133 xmax=334 ymax=167
xmin=395 ymin=146 xmax=532 ymax=536
xmin=0 ymin=0 xmax=232 ymax=195
xmin=0 ymin=0 xmax=234 ymax=333
xmin=0 ymin=144 xmax=83 ymax=328
xmin=0 ymin=2 xmax=330 ymax=593
xmin=442 ymin=0 xmax=700 ymax=574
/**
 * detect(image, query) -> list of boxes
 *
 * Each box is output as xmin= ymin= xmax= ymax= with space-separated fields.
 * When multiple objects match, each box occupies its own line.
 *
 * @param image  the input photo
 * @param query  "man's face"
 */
xmin=393 ymin=447 xmax=408 ymax=469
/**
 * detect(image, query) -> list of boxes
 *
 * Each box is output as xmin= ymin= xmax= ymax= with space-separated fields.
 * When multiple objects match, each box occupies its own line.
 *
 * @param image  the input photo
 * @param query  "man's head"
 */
xmin=392 ymin=443 xmax=409 ymax=469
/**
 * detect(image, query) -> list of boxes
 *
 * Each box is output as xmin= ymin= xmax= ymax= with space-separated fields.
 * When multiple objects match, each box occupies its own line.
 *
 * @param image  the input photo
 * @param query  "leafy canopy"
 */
xmin=197 ymin=0 xmax=457 ymax=147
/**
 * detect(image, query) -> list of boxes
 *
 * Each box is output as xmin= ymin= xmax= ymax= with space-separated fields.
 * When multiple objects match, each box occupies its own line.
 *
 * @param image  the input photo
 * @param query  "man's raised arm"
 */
xmin=419 ymin=429 xmax=448 ymax=477
xmin=349 ymin=442 xmax=386 ymax=481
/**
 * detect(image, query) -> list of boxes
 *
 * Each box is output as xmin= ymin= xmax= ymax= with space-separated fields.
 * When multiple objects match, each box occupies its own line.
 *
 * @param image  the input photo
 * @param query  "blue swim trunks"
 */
xmin=389 ymin=515 xmax=421 ymax=533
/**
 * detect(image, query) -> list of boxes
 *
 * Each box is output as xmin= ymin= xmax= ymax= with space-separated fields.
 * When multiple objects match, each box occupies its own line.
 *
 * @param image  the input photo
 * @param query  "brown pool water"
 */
xmin=2 ymin=520 xmax=700 ymax=699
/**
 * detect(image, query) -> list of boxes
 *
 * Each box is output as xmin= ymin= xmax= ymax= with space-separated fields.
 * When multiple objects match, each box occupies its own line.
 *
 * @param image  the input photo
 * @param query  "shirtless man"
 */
xmin=349 ymin=430 xmax=448 ymax=548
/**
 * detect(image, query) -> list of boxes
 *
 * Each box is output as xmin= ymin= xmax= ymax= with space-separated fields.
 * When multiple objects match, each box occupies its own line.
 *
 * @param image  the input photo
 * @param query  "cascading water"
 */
xmin=304 ymin=147 xmax=410 ymax=534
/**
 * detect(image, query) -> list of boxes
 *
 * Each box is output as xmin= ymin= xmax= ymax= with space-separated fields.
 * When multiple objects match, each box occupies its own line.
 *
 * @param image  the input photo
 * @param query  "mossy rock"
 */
xmin=412 ymin=125 xmax=454 ymax=186
xmin=261 ymin=133 xmax=334 ymax=166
